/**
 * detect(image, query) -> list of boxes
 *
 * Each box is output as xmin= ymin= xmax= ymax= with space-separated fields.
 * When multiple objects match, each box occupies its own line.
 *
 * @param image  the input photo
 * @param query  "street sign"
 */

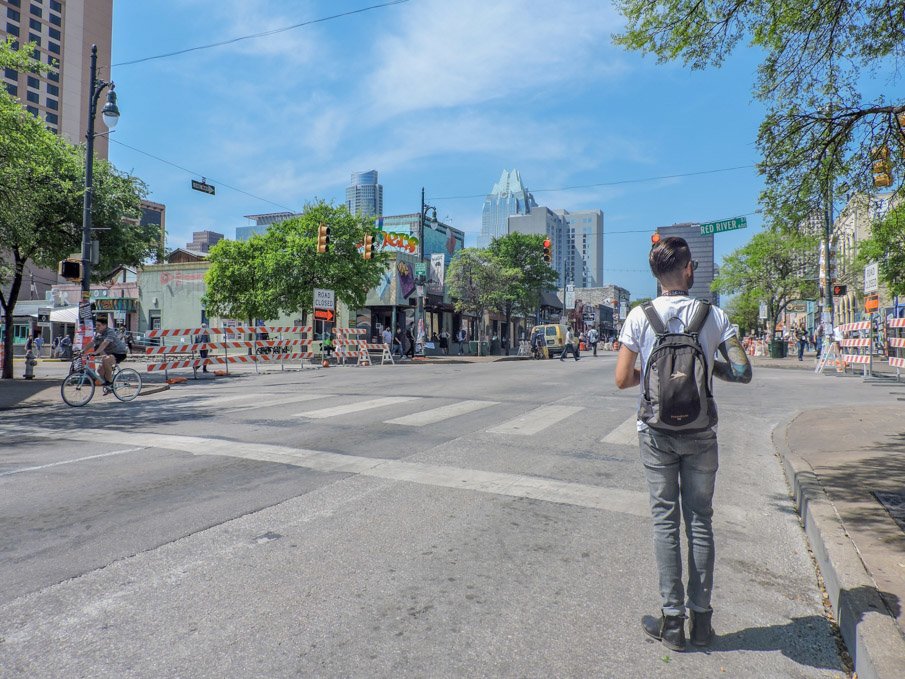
xmin=314 ymin=309 xmax=335 ymax=321
xmin=864 ymin=262 xmax=879 ymax=294
xmin=564 ymin=284 xmax=575 ymax=310
xmin=313 ymin=288 xmax=334 ymax=310
xmin=191 ymin=179 xmax=215 ymax=195
xmin=700 ymin=216 xmax=747 ymax=236
xmin=758 ymin=302 xmax=768 ymax=320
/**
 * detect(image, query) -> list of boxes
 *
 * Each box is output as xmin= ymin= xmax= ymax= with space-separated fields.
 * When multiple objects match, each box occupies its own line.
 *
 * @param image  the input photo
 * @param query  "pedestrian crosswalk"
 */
xmin=292 ymin=396 xmax=419 ymax=419
xmin=385 ymin=399 xmax=498 ymax=426
xmin=485 ymin=405 xmax=583 ymax=436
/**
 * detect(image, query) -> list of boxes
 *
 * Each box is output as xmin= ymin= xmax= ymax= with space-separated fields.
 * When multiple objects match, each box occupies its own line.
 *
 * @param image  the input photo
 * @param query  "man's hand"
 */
xmin=714 ymin=336 xmax=752 ymax=383
xmin=615 ymin=345 xmax=641 ymax=389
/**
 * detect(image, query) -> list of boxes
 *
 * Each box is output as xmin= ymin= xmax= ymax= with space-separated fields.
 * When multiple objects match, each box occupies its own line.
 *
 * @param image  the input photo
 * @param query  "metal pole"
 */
xmin=417 ymin=188 xmax=425 ymax=355
xmin=822 ymin=178 xmax=835 ymax=328
xmin=81 ymin=45 xmax=99 ymax=301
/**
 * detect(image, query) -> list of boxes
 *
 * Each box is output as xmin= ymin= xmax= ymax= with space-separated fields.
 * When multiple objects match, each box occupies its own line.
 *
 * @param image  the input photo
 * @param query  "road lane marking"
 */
xmin=0 ymin=447 xmax=145 ymax=477
xmin=385 ymin=400 xmax=498 ymax=426
xmin=486 ymin=405 xmax=583 ymax=436
xmin=601 ymin=415 xmax=640 ymax=446
xmin=293 ymin=396 xmax=419 ymax=419
xmin=224 ymin=393 xmax=325 ymax=412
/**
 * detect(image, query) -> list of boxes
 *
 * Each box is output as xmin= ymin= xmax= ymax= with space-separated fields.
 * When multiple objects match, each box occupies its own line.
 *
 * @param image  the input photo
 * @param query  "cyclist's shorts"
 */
xmin=112 ymin=353 xmax=127 ymax=364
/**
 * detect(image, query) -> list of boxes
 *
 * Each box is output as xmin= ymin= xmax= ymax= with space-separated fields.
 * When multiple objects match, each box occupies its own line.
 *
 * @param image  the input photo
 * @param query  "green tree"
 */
xmin=712 ymin=229 xmax=819 ymax=334
xmin=261 ymin=201 xmax=389 ymax=317
xmin=724 ymin=290 xmax=762 ymax=336
xmin=203 ymin=236 xmax=280 ymax=326
xmin=446 ymin=248 xmax=506 ymax=356
xmin=487 ymin=232 xmax=559 ymax=341
xmin=0 ymin=40 xmax=150 ymax=378
xmin=630 ymin=297 xmax=653 ymax=310
xmin=614 ymin=1 xmax=905 ymax=220
xmin=856 ymin=196 xmax=905 ymax=296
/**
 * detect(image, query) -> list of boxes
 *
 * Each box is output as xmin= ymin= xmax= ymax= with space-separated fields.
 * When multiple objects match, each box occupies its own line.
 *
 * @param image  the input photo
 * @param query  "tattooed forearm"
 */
xmin=714 ymin=336 xmax=752 ymax=383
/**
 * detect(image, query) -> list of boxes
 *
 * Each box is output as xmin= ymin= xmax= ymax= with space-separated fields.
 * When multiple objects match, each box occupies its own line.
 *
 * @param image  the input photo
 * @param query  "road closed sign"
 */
xmin=314 ymin=288 xmax=335 ymax=310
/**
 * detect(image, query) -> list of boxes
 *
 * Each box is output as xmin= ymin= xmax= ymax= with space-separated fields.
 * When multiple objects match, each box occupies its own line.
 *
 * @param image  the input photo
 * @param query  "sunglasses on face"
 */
xmin=688 ymin=260 xmax=699 ymax=270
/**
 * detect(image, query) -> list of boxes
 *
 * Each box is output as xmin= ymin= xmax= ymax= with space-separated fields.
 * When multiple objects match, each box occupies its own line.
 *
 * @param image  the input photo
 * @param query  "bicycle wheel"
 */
xmin=61 ymin=372 xmax=95 ymax=407
xmin=112 ymin=368 xmax=142 ymax=402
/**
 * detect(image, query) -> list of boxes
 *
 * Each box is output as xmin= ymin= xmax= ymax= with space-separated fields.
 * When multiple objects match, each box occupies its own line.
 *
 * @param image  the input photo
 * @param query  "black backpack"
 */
xmin=639 ymin=300 xmax=717 ymax=435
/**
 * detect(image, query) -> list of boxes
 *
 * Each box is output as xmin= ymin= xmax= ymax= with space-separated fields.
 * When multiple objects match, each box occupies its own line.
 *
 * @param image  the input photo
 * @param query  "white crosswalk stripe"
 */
xmin=486 ymin=405 xmax=583 ymax=436
xmin=385 ymin=400 xmax=499 ymax=426
xmin=292 ymin=396 xmax=420 ymax=419
xmin=601 ymin=415 xmax=640 ymax=446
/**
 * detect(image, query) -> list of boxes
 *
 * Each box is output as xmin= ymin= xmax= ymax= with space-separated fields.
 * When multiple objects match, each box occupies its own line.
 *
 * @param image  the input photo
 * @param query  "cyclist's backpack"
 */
xmin=639 ymin=300 xmax=717 ymax=434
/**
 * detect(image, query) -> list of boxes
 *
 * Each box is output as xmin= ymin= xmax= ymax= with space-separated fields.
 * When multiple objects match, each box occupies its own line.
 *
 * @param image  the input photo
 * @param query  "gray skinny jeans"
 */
xmin=639 ymin=427 xmax=718 ymax=618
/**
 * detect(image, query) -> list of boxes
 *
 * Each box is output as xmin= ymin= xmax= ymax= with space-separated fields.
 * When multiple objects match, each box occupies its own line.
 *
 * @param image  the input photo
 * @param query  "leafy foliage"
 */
xmin=202 ymin=237 xmax=280 ymax=324
xmin=856 ymin=196 xmax=905 ymax=296
xmin=614 ymin=0 xmax=905 ymax=222
xmin=446 ymin=248 xmax=509 ymax=354
xmin=724 ymin=290 xmax=762 ymax=336
xmin=712 ymin=228 xmax=819 ymax=332
xmin=487 ymin=232 xmax=559 ymax=332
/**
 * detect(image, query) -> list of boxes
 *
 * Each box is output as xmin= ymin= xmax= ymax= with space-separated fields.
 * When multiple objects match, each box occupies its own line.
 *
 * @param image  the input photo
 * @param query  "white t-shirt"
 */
xmin=619 ymin=296 xmax=736 ymax=431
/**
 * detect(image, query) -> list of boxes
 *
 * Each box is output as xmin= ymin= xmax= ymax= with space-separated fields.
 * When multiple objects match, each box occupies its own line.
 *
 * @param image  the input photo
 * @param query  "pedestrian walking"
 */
xmin=797 ymin=328 xmax=808 ymax=361
xmin=615 ymin=236 xmax=752 ymax=652
xmin=815 ymin=323 xmax=824 ymax=359
xmin=439 ymin=329 xmax=450 ymax=355
xmin=405 ymin=325 xmax=416 ymax=359
xmin=559 ymin=326 xmax=579 ymax=361
xmin=33 ymin=334 xmax=44 ymax=357
xmin=195 ymin=323 xmax=210 ymax=373
xmin=456 ymin=327 xmax=467 ymax=355
xmin=382 ymin=326 xmax=393 ymax=349
xmin=588 ymin=327 xmax=599 ymax=356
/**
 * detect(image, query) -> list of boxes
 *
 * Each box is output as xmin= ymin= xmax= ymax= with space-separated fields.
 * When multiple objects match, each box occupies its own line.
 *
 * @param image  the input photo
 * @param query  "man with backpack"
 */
xmin=615 ymin=236 xmax=752 ymax=652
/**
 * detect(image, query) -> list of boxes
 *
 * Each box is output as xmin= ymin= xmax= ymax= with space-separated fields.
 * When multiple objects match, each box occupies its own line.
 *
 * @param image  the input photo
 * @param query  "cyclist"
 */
xmin=92 ymin=316 xmax=129 ymax=386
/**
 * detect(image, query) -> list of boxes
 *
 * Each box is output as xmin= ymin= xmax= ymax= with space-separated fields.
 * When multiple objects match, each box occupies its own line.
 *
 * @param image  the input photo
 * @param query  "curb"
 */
xmin=773 ymin=414 xmax=905 ymax=679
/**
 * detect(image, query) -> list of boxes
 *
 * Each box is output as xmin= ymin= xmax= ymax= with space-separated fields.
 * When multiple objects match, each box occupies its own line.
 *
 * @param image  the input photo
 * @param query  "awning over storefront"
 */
xmin=50 ymin=306 xmax=79 ymax=324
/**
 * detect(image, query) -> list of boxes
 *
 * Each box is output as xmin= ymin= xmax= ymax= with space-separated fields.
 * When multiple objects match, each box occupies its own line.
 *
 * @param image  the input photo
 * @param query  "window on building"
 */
xmin=10 ymin=40 xmax=19 ymax=50
xmin=29 ymin=3 xmax=42 ymax=18
xmin=25 ymin=90 xmax=38 ymax=103
xmin=49 ymin=0 xmax=61 ymax=11
xmin=45 ymin=112 xmax=57 ymax=125
xmin=7 ymin=7 xmax=20 ymax=21
xmin=4 ymin=67 xmax=17 ymax=80
xmin=26 ymin=104 xmax=38 ymax=116
xmin=47 ymin=41 xmax=59 ymax=54
xmin=6 ymin=22 xmax=19 ymax=36
xmin=47 ymin=68 xmax=58 ymax=82
xmin=48 ymin=12 xmax=60 ymax=26
xmin=45 ymin=97 xmax=57 ymax=110
xmin=28 ymin=33 xmax=40 ymax=46
xmin=27 ymin=75 xmax=38 ymax=88
xmin=5 ymin=83 xmax=17 ymax=97
xmin=28 ymin=17 xmax=40 ymax=30
xmin=46 ymin=82 xmax=57 ymax=96
xmin=8 ymin=0 xmax=21 ymax=6
xmin=48 ymin=27 xmax=59 ymax=40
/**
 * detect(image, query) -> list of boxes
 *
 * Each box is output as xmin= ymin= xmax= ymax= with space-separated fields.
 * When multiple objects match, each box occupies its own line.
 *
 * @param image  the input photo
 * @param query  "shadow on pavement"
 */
xmin=0 ymin=380 xmax=59 ymax=410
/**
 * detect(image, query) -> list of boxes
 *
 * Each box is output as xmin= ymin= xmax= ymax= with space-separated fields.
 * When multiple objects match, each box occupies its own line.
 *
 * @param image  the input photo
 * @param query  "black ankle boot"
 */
xmin=689 ymin=610 xmax=714 ymax=647
xmin=642 ymin=613 xmax=686 ymax=651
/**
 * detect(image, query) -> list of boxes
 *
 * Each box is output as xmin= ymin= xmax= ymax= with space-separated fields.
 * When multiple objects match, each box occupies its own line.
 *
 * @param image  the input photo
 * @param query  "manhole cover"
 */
xmin=873 ymin=492 xmax=905 ymax=533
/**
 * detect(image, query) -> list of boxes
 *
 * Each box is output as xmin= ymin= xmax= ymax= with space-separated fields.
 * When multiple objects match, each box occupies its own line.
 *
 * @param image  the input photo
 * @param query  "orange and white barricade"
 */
xmin=145 ymin=325 xmax=315 ymax=378
xmin=837 ymin=321 xmax=872 ymax=376
xmin=887 ymin=318 xmax=905 ymax=379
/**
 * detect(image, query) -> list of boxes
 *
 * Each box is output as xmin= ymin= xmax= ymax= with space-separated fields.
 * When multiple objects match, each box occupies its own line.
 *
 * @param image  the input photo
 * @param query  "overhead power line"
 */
xmin=430 ymin=165 xmax=756 ymax=201
xmin=110 ymin=138 xmax=298 ymax=212
xmin=113 ymin=0 xmax=411 ymax=68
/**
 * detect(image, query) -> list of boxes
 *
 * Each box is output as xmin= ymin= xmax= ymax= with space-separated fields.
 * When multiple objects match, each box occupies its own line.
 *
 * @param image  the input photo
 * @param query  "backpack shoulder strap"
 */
xmin=687 ymin=300 xmax=712 ymax=334
xmin=641 ymin=302 xmax=667 ymax=335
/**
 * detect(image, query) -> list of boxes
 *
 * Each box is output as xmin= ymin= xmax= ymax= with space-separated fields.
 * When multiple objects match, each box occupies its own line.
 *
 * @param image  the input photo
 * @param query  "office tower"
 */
xmin=345 ymin=170 xmax=383 ymax=218
xmin=236 ymin=211 xmax=299 ymax=241
xmin=554 ymin=209 xmax=604 ymax=288
xmin=186 ymin=230 xmax=223 ymax=253
xmin=480 ymin=169 xmax=536 ymax=248
xmin=654 ymin=223 xmax=718 ymax=304
xmin=508 ymin=207 xmax=570 ymax=288
xmin=140 ymin=200 xmax=166 ymax=261
xmin=1 ymin=0 xmax=114 ymax=158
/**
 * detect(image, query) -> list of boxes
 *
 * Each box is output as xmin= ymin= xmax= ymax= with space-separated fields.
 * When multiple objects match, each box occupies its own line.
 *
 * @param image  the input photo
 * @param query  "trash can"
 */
xmin=768 ymin=339 xmax=786 ymax=359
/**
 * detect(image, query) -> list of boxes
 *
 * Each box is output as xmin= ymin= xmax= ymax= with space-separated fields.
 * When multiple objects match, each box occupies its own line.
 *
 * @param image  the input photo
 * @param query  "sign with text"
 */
xmin=700 ymin=216 xmax=747 ymax=236
xmin=313 ymin=288 xmax=334 ymax=310
xmin=864 ymin=262 xmax=879 ymax=294
xmin=191 ymin=179 xmax=215 ymax=195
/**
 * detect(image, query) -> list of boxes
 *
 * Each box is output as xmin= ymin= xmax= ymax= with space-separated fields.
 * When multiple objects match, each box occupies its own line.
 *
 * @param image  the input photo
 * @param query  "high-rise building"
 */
xmin=186 ymin=230 xmax=223 ymax=253
xmin=140 ymin=200 xmax=166 ymax=261
xmin=236 ymin=211 xmax=299 ymax=241
xmin=480 ymin=169 xmax=536 ymax=248
xmin=654 ymin=223 xmax=718 ymax=304
xmin=1 ymin=0 xmax=114 ymax=158
xmin=345 ymin=170 xmax=383 ymax=218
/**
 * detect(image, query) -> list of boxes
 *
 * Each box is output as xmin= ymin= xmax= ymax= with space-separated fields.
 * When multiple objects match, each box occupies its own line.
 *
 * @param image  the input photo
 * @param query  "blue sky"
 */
xmin=108 ymin=0 xmax=768 ymax=299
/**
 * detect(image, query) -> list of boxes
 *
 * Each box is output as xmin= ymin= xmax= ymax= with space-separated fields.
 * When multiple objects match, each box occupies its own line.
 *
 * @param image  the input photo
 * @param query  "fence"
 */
xmin=837 ymin=321 xmax=872 ymax=376
xmin=144 ymin=325 xmax=395 ymax=377
xmin=888 ymin=318 xmax=905 ymax=379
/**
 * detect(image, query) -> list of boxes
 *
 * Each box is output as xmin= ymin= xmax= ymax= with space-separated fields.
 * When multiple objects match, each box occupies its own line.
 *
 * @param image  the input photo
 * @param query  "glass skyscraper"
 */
xmin=479 ymin=169 xmax=536 ymax=248
xmin=346 ymin=170 xmax=384 ymax=218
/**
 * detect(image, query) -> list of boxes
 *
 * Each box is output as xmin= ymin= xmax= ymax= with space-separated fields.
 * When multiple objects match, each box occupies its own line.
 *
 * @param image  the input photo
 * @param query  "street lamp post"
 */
xmin=419 ymin=187 xmax=437 ymax=354
xmin=80 ymin=43 xmax=120 ymax=299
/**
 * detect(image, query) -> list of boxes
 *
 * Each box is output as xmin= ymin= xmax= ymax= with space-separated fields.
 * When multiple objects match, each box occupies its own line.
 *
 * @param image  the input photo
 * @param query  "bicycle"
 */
xmin=61 ymin=350 xmax=143 ymax=407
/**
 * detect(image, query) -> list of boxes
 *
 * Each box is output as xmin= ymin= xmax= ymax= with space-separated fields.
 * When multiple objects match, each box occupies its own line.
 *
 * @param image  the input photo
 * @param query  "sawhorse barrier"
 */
xmin=888 ymin=318 xmax=905 ymax=380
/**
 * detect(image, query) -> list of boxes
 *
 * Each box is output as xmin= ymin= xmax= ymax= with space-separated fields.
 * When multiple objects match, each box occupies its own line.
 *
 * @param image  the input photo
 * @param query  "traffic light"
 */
xmin=316 ymin=223 xmax=331 ymax=254
xmin=651 ymin=233 xmax=661 ymax=246
xmin=872 ymin=146 xmax=892 ymax=188
xmin=58 ymin=259 xmax=82 ymax=282
xmin=542 ymin=238 xmax=552 ymax=264
xmin=832 ymin=284 xmax=847 ymax=296
xmin=363 ymin=233 xmax=374 ymax=260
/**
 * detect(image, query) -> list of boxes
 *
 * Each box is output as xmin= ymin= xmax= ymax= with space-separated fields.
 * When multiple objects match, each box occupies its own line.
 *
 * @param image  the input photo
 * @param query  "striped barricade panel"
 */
xmin=888 ymin=318 xmax=905 ymax=329
xmin=840 ymin=338 xmax=870 ymax=348
xmin=889 ymin=337 xmax=905 ymax=349
xmin=840 ymin=354 xmax=871 ymax=365
xmin=890 ymin=356 xmax=905 ymax=368
xmin=147 ymin=359 xmax=205 ymax=372
xmin=839 ymin=321 xmax=871 ymax=333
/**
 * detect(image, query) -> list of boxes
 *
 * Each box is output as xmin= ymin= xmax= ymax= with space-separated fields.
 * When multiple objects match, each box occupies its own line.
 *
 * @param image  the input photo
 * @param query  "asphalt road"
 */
xmin=0 ymin=356 xmax=891 ymax=677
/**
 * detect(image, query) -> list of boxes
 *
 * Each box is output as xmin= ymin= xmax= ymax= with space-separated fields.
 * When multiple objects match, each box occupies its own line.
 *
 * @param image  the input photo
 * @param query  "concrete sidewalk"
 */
xmin=775 ymin=404 xmax=905 ymax=679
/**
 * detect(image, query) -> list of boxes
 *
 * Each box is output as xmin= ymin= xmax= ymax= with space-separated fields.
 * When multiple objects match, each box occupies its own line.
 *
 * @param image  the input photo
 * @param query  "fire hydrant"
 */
xmin=23 ymin=348 xmax=37 ymax=379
